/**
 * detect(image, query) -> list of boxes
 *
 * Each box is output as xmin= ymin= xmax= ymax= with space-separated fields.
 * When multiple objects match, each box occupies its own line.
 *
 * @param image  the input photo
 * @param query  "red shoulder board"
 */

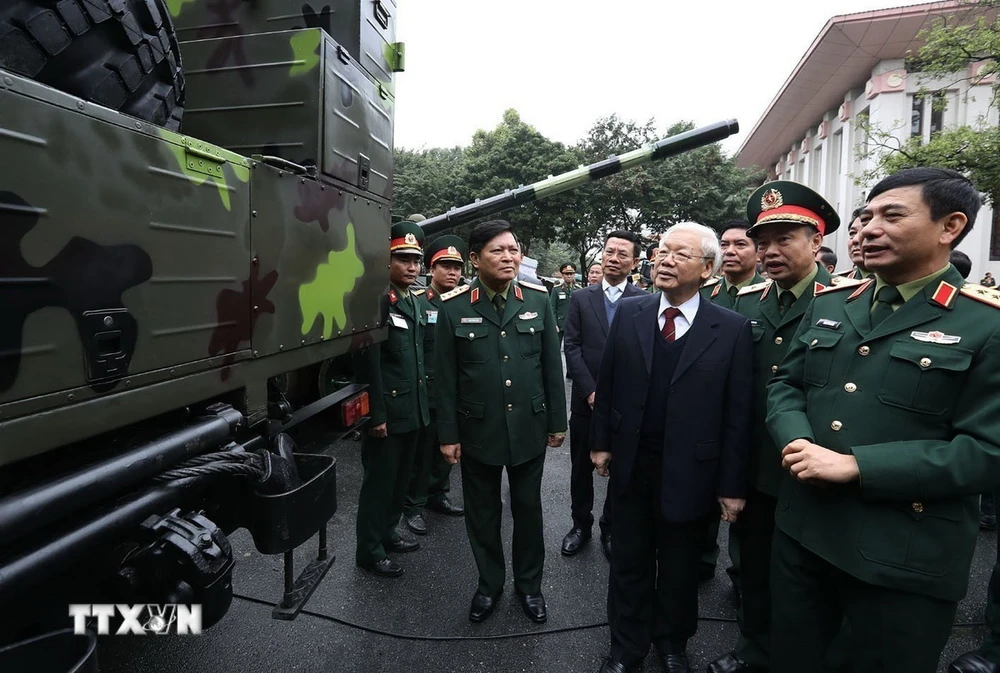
xmin=388 ymin=288 xmax=398 ymax=304
xmin=931 ymin=281 xmax=958 ymax=308
xmin=426 ymin=289 xmax=435 ymax=301
xmin=711 ymin=284 xmax=721 ymax=298
xmin=847 ymin=278 xmax=874 ymax=302
xmin=470 ymin=287 xmax=480 ymax=304
xmin=513 ymin=285 xmax=523 ymax=301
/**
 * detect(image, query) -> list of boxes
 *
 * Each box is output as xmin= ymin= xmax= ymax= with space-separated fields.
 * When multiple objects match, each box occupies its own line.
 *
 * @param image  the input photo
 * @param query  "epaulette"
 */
xmin=519 ymin=280 xmax=548 ymax=293
xmin=816 ymin=277 xmax=864 ymax=295
xmin=441 ymin=284 xmax=470 ymax=301
xmin=703 ymin=277 xmax=722 ymax=287
xmin=833 ymin=268 xmax=855 ymax=277
xmin=412 ymin=288 xmax=425 ymax=296
xmin=737 ymin=280 xmax=770 ymax=296
xmin=959 ymin=282 xmax=1000 ymax=309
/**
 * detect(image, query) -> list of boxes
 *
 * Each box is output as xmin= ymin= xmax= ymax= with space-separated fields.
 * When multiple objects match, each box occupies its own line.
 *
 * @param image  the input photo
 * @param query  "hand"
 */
xmin=591 ymin=451 xmax=612 ymax=477
xmin=718 ymin=497 xmax=745 ymax=523
xmin=440 ymin=443 xmax=462 ymax=465
xmin=368 ymin=422 xmax=387 ymax=439
xmin=781 ymin=439 xmax=860 ymax=484
xmin=587 ymin=392 xmax=596 ymax=410
xmin=548 ymin=434 xmax=565 ymax=448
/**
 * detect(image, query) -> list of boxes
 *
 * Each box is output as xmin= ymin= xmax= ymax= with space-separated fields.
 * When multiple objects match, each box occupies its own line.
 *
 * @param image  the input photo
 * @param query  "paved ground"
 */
xmin=96 ymin=372 xmax=997 ymax=673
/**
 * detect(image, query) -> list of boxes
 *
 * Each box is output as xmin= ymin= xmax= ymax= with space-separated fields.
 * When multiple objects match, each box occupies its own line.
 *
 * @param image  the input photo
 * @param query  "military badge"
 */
xmin=911 ymin=330 xmax=961 ymax=344
xmin=404 ymin=233 xmax=418 ymax=245
xmin=447 ymin=246 xmax=459 ymax=256
xmin=761 ymin=188 xmax=783 ymax=211
xmin=519 ymin=312 xmax=538 ymax=320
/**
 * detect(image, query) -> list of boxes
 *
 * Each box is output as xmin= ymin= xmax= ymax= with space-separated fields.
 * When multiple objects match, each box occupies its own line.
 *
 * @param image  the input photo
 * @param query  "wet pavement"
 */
xmin=96 ymin=374 xmax=997 ymax=673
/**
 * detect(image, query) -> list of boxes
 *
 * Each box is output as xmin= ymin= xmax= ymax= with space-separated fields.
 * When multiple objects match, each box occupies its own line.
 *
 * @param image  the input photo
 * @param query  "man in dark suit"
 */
xmin=561 ymin=230 xmax=643 ymax=561
xmin=591 ymin=222 xmax=754 ymax=673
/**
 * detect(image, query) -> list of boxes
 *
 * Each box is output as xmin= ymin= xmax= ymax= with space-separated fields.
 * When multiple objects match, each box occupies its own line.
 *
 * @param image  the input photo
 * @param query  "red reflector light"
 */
xmin=340 ymin=391 xmax=370 ymax=428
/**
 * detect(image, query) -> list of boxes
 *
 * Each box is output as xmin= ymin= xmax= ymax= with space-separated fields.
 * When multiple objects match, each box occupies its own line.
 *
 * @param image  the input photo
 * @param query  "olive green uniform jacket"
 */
xmin=701 ymin=272 xmax=765 ymax=310
xmin=435 ymin=278 xmax=567 ymax=466
xmin=549 ymin=282 xmax=578 ymax=334
xmin=734 ymin=263 xmax=833 ymax=497
xmin=415 ymin=288 xmax=443 ymax=411
xmin=766 ymin=267 xmax=1000 ymax=601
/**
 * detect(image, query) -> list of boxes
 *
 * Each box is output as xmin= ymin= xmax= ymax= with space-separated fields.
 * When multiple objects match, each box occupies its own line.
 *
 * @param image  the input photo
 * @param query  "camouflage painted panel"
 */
xmin=0 ymin=83 xmax=251 ymax=406
xmin=249 ymin=164 xmax=387 ymax=360
xmin=169 ymin=0 xmax=401 ymax=95
xmin=180 ymin=29 xmax=392 ymax=199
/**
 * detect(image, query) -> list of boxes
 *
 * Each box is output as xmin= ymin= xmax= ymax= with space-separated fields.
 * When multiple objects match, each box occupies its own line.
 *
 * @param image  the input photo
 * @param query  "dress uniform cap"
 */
xmin=390 ymin=220 xmax=425 ymax=256
xmin=425 ymin=234 xmax=467 ymax=267
xmin=746 ymin=180 xmax=840 ymax=238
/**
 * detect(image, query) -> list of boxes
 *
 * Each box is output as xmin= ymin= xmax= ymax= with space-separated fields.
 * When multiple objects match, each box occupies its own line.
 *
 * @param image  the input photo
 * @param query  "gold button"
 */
xmin=529 ymin=327 xmax=535 ymax=334
xmin=507 ymin=404 xmax=513 ymax=411
xmin=770 ymin=365 xmax=778 ymax=373
xmin=844 ymin=383 xmax=857 ymax=393
xmin=774 ymin=336 xmax=783 ymax=345
xmin=505 ymin=379 xmax=512 ymax=387
xmin=810 ymin=339 xmax=818 ymax=347
xmin=858 ymin=346 xmax=870 ymax=356
xmin=391 ymin=390 xmax=397 ymax=397
xmin=468 ymin=332 xmax=475 ymax=338
xmin=501 ymin=330 xmax=506 ymax=337
xmin=831 ymin=420 xmax=843 ymax=431
xmin=912 ymin=502 xmax=924 ymax=513
xmin=503 ymin=355 xmax=509 ymax=362
xmin=920 ymin=357 xmax=932 ymax=368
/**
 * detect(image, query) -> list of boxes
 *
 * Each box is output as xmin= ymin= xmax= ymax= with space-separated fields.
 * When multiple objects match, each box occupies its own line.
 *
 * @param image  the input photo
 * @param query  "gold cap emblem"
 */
xmin=761 ymin=188 xmax=784 ymax=211
xmin=404 ymin=233 xmax=418 ymax=245
xmin=447 ymin=246 xmax=459 ymax=256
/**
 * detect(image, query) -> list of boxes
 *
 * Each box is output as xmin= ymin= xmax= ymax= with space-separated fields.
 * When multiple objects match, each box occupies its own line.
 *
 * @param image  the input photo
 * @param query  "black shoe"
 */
xmin=596 ymin=657 xmax=630 ymax=673
xmin=386 ymin=537 xmax=420 ymax=553
xmin=707 ymin=652 xmax=763 ymax=673
xmin=516 ymin=591 xmax=547 ymax=623
xmin=561 ymin=526 xmax=592 ymax=556
xmin=405 ymin=513 xmax=427 ymax=535
xmin=601 ymin=532 xmax=612 ymax=562
xmin=427 ymin=495 xmax=464 ymax=516
xmin=662 ymin=652 xmax=691 ymax=673
xmin=357 ymin=558 xmax=403 ymax=578
xmin=468 ymin=591 xmax=499 ymax=623
xmin=950 ymin=653 xmax=1000 ymax=673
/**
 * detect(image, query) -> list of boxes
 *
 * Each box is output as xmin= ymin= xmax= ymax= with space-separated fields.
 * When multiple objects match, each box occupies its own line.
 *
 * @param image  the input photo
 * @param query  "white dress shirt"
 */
xmin=602 ymin=277 xmax=628 ymax=303
xmin=657 ymin=292 xmax=700 ymax=340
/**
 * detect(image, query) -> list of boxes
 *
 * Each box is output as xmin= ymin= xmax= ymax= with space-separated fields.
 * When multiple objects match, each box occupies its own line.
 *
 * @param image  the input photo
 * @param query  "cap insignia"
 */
xmin=404 ymin=233 xmax=418 ymax=245
xmin=761 ymin=188 xmax=784 ymax=211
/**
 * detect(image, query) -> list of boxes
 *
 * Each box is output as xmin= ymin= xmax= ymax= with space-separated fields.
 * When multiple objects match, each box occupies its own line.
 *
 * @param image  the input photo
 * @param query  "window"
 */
xmin=911 ymin=96 xmax=923 ymax=137
xmin=911 ymin=92 xmax=949 ymax=143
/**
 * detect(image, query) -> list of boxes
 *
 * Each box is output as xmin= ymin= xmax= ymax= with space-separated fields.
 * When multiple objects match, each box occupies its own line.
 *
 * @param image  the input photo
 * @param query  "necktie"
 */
xmin=492 ymin=292 xmax=505 ymax=320
xmin=870 ymin=285 xmax=902 ymax=327
xmin=778 ymin=291 xmax=795 ymax=316
xmin=727 ymin=284 xmax=739 ymax=300
xmin=661 ymin=307 xmax=682 ymax=342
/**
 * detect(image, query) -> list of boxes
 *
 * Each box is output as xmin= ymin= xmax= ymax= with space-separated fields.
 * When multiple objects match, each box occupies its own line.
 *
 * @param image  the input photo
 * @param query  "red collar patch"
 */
xmin=388 ymin=288 xmax=398 ymax=304
xmin=931 ymin=281 xmax=958 ymax=308
xmin=813 ymin=281 xmax=826 ymax=295
xmin=427 ymin=289 xmax=435 ymax=301
xmin=711 ymin=284 xmax=721 ymax=298
xmin=470 ymin=287 xmax=480 ymax=304
xmin=513 ymin=285 xmax=523 ymax=301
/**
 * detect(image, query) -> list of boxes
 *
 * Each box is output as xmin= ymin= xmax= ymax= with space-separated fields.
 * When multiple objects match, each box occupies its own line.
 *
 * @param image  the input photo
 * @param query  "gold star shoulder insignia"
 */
xmin=412 ymin=288 xmax=426 ymax=296
xmin=519 ymin=280 xmax=548 ymax=293
xmin=441 ymin=284 xmax=470 ymax=302
xmin=819 ymin=276 xmax=865 ymax=292
xmin=703 ymin=277 xmax=721 ymax=287
xmin=960 ymin=283 xmax=1000 ymax=309
xmin=737 ymin=280 xmax=770 ymax=296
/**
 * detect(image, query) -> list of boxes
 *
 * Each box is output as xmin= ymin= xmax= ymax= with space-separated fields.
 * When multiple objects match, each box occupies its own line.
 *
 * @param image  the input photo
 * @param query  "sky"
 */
xmin=392 ymin=0 xmax=930 ymax=157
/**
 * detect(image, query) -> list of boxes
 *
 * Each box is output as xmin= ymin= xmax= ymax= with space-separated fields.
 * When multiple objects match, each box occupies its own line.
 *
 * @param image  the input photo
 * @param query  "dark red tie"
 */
xmin=661 ymin=307 xmax=682 ymax=342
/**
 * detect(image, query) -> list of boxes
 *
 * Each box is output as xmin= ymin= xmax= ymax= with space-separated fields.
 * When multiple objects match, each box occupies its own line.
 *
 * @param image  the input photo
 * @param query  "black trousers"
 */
xmin=771 ymin=529 xmax=956 ymax=673
xmin=733 ymin=488 xmax=776 ymax=667
xmin=461 ymin=452 xmax=546 ymax=596
xmin=355 ymin=429 xmax=419 ymax=566
xmin=404 ymin=412 xmax=455 ymax=517
xmin=569 ymin=410 xmax=611 ymax=533
xmin=608 ymin=451 xmax=709 ymax=667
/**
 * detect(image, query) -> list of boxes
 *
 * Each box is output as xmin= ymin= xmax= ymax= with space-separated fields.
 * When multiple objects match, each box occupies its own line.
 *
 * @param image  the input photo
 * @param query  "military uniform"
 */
xmin=766 ymin=267 xmax=1000 ymax=672
xmin=353 ymin=222 xmax=430 ymax=572
xmin=834 ymin=267 xmax=869 ymax=281
xmin=550 ymin=280 xmax=579 ymax=338
xmin=435 ymin=277 xmax=567 ymax=598
xmin=701 ymin=272 xmax=765 ymax=311
xmin=404 ymin=237 xmax=468 ymax=526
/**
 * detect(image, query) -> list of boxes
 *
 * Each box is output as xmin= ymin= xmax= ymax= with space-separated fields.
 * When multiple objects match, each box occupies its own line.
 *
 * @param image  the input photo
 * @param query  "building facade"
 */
xmin=737 ymin=1 xmax=999 ymax=282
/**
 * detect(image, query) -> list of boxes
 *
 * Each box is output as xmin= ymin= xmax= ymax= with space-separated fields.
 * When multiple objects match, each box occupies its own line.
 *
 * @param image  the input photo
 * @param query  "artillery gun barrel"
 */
xmin=418 ymin=119 xmax=739 ymax=236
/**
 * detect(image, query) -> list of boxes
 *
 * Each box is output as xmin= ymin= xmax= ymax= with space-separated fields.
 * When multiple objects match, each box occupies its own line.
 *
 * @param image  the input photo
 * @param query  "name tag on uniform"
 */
xmin=911 ymin=330 xmax=961 ymax=344
xmin=816 ymin=319 xmax=842 ymax=330
xmin=558 ymin=293 xmax=566 ymax=299
xmin=461 ymin=317 xmax=483 ymax=324
xmin=426 ymin=310 xmax=438 ymax=324
xmin=519 ymin=311 xmax=538 ymax=320
xmin=389 ymin=313 xmax=408 ymax=329
xmin=749 ymin=319 xmax=762 ymax=328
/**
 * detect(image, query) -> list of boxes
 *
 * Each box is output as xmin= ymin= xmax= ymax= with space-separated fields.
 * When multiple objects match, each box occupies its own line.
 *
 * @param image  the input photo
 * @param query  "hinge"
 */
xmin=182 ymin=137 xmax=226 ymax=178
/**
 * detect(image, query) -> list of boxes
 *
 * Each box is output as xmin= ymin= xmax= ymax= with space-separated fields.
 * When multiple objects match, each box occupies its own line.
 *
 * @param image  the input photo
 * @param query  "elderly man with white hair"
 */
xmin=590 ymin=222 xmax=754 ymax=673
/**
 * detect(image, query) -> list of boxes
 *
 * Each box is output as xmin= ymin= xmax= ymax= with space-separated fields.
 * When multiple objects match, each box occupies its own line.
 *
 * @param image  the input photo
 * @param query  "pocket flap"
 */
xmin=516 ymin=320 xmax=545 ymax=335
xmin=532 ymin=393 xmax=547 ymax=413
xmin=889 ymin=341 xmax=973 ymax=372
xmin=800 ymin=328 xmax=844 ymax=350
xmin=384 ymin=381 xmax=411 ymax=397
xmin=455 ymin=325 xmax=489 ymax=341
xmin=458 ymin=397 xmax=484 ymax=419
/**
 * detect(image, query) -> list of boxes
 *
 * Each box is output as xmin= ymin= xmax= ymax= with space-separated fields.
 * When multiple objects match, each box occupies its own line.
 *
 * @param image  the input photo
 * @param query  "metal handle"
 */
xmin=373 ymin=1 xmax=390 ymax=29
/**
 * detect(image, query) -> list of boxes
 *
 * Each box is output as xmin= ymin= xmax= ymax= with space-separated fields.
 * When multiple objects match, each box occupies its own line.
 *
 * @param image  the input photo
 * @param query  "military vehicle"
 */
xmin=0 ymin=0 xmax=737 ymax=667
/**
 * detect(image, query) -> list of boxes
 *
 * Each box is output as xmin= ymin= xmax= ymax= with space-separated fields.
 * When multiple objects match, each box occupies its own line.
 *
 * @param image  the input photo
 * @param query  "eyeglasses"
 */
xmin=659 ymin=249 xmax=713 ymax=263
xmin=602 ymin=249 xmax=634 ymax=261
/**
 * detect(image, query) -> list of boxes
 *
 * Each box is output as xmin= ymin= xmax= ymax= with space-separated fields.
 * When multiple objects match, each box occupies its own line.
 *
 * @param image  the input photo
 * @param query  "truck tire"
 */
xmin=0 ymin=0 xmax=184 ymax=130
